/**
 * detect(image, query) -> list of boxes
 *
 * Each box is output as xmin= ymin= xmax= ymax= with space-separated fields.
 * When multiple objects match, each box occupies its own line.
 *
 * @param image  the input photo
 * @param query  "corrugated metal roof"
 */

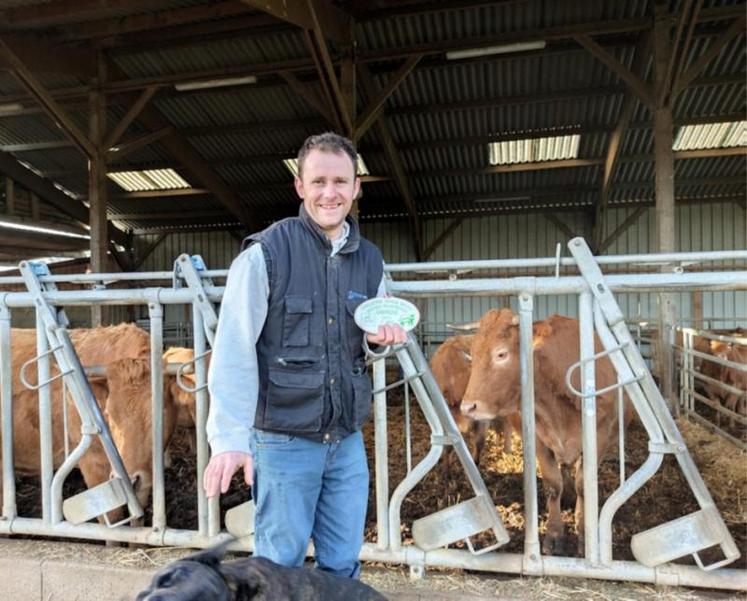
xmin=0 ymin=0 xmax=742 ymax=236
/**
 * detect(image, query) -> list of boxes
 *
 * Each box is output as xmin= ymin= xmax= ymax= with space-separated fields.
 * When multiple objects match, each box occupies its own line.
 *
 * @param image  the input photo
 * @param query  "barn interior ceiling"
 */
xmin=0 ymin=0 xmax=744 ymax=265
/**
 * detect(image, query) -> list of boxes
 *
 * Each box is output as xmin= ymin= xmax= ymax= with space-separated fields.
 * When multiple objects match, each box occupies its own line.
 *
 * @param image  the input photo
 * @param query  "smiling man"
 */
xmin=204 ymin=132 xmax=405 ymax=579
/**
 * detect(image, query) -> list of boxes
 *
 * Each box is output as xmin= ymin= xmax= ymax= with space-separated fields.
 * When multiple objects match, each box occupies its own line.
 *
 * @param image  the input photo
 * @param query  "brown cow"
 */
xmin=7 ymin=324 xmax=175 ymax=521
xmin=460 ymin=309 xmax=632 ymax=555
xmin=163 ymin=346 xmax=201 ymax=430
xmin=700 ymin=340 xmax=731 ymax=415
xmin=103 ymin=356 xmax=178 ymax=509
xmin=723 ymin=342 xmax=747 ymax=423
xmin=429 ymin=335 xmax=512 ymax=467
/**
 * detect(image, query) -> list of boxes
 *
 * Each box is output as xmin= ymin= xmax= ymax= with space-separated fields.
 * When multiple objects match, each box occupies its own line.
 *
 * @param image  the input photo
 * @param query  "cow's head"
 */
xmin=104 ymin=357 xmax=177 ymax=507
xmin=163 ymin=346 xmax=205 ymax=428
xmin=461 ymin=309 xmax=521 ymax=420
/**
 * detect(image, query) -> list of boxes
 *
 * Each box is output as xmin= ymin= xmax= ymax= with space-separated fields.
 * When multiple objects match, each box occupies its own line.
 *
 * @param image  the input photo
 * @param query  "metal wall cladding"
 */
xmin=136 ymin=202 xmax=745 ymax=337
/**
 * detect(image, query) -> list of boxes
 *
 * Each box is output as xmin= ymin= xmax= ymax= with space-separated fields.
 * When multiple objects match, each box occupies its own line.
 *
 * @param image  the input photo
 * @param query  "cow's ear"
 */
xmin=510 ymin=315 xmax=519 ymax=326
xmin=185 ymin=540 xmax=231 ymax=567
xmin=534 ymin=322 xmax=553 ymax=338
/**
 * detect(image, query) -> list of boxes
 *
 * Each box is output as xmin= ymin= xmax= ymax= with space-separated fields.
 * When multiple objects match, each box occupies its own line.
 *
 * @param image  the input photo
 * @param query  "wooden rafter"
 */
xmin=358 ymin=64 xmax=423 ymax=261
xmin=0 ymin=34 xmax=94 ymax=77
xmin=672 ymin=17 xmax=746 ymax=98
xmin=56 ymin=1 xmax=254 ymax=40
xmin=423 ymin=218 xmax=463 ymax=260
xmin=104 ymin=85 xmax=160 ymax=150
xmin=354 ymin=55 xmax=422 ymax=141
xmin=105 ymin=63 xmax=262 ymax=233
xmin=545 ymin=214 xmax=578 ymax=240
xmin=240 ymin=0 xmax=351 ymax=45
xmin=302 ymin=10 xmax=354 ymax=134
xmin=107 ymin=127 xmax=174 ymax=161
xmin=279 ymin=71 xmax=336 ymax=125
xmin=574 ymin=34 xmax=655 ymax=108
xmin=0 ymin=0 xmax=167 ymax=29
xmin=133 ymin=233 xmax=168 ymax=270
xmin=0 ymin=36 xmax=96 ymax=158
xmin=599 ymin=207 xmax=646 ymax=253
xmin=593 ymin=30 xmax=652 ymax=251
xmin=0 ymin=149 xmax=128 ymax=247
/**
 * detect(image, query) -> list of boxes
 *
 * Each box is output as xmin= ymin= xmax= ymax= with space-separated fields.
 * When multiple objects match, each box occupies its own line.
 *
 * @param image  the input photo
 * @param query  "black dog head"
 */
xmin=135 ymin=544 xmax=232 ymax=601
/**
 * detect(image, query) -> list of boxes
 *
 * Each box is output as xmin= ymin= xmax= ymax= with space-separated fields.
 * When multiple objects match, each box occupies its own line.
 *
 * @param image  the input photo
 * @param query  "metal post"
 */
xmin=686 ymin=330 xmax=695 ymax=416
xmin=518 ymin=291 xmax=542 ymax=574
xmin=653 ymin=1 xmax=676 ymax=408
xmin=88 ymin=52 xmax=108 ymax=327
xmin=404 ymin=382 xmax=412 ymax=473
xmin=148 ymin=300 xmax=166 ymax=533
xmin=36 ymin=312 xmax=54 ymax=524
xmin=373 ymin=356 xmax=389 ymax=550
xmin=0 ymin=298 xmax=16 ymax=519
xmin=579 ymin=290 xmax=600 ymax=564
xmin=192 ymin=307 xmax=213 ymax=536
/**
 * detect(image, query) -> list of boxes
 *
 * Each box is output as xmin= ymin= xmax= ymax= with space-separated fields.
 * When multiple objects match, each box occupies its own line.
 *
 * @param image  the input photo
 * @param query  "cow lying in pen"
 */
xmin=135 ymin=543 xmax=387 ymax=601
xmin=460 ymin=309 xmax=633 ymax=555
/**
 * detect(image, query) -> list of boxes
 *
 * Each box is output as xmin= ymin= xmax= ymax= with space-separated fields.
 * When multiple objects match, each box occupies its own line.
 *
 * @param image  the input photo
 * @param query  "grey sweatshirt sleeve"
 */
xmin=206 ymin=244 xmax=269 ymax=456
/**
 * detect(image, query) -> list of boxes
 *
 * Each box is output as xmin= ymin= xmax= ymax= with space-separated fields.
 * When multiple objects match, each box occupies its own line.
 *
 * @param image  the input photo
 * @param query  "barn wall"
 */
xmin=361 ymin=203 xmax=746 ymax=334
xmin=127 ymin=202 xmax=745 ymax=343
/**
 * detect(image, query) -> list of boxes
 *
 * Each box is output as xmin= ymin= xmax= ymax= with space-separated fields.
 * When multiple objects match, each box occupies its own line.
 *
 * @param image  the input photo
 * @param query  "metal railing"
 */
xmin=676 ymin=328 xmax=747 ymax=449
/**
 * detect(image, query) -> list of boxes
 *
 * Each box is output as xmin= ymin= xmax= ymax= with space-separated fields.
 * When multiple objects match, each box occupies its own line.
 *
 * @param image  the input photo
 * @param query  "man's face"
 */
xmin=295 ymin=148 xmax=360 ymax=239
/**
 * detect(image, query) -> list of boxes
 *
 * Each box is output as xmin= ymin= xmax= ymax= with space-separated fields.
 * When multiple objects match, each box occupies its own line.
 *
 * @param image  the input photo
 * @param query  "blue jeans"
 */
xmin=250 ymin=429 xmax=369 ymax=578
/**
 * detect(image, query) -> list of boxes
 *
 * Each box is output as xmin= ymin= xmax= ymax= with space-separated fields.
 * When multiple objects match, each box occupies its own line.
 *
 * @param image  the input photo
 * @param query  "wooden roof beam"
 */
xmin=0 ymin=36 xmax=95 ymax=158
xmin=0 ymin=33 xmax=94 ymax=77
xmin=593 ymin=30 xmax=652 ymax=251
xmin=278 ymin=72 xmax=336 ymax=125
xmin=672 ymin=17 xmax=745 ymax=98
xmin=574 ymin=33 xmax=655 ymax=109
xmin=0 ymin=149 xmax=128 ymax=247
xmin=358 ymin=64 xmax=423 ymax=261
xmin=53 ymin=1 xmax=254 ymax=41
xmin=354 ymin=55 xmax=422 ymax=142
xmin=104 ymin=85 xmax=160 ymax=149
xmin=240 ymin=0 xmax=351 ymax=45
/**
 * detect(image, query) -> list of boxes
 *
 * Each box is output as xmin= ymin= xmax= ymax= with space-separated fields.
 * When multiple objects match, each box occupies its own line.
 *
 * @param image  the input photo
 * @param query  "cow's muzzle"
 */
xmin=460 ymin=401 xmax=477 ymax=416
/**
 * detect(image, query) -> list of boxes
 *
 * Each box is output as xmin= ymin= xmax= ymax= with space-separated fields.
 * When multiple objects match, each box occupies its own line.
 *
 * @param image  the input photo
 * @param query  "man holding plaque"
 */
xmin=204 ymin=132 xmax=407 ymax=579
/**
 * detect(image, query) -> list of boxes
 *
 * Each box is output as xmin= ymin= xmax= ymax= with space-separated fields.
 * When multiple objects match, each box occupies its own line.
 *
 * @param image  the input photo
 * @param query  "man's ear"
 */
xmin=294 ymin=175 xmax=304 ymax=199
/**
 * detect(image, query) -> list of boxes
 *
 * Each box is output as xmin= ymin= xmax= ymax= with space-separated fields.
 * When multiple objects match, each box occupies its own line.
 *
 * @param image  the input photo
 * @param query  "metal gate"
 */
xmin=0 ymin=240 xmax=745 ymax=591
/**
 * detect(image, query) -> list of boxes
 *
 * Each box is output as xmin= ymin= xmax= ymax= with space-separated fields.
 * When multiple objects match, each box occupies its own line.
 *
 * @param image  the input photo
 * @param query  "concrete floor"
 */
xmin=0 ymin=539 xmax=742 ymax=601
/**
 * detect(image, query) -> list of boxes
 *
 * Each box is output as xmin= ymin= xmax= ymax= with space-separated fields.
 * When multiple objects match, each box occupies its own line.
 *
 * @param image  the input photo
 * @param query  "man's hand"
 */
xmin=366 ymin=323 xmax=407 ymax=346
xmin=203 ymin=451 xmax=253 ymax=498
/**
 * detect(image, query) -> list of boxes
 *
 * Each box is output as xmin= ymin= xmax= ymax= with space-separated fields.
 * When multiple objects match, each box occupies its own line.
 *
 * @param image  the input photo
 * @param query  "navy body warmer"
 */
xmin=243 ymin=206 xmax=383 ymax=442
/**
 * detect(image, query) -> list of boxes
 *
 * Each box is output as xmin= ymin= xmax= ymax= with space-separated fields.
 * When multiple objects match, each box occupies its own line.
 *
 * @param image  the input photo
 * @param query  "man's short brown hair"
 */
xmin=297 ymin=132 xmax=358 ymax=178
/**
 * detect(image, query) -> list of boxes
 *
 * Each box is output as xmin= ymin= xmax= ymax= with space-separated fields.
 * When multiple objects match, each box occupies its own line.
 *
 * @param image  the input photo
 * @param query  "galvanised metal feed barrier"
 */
xmin=676 ymin=328 xmax=747 ymax=449
xmin=0 ymin=239 xmax=745 ymax=591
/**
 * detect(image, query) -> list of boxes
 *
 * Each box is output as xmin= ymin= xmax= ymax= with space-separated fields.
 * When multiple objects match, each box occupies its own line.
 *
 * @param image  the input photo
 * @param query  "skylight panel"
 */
xmin=488 ymin=133 xmax=580 ymax=165
xmin=107 ymin=169 xmax=191 ymax=192
xmin=673 ymin=121 xmax=746 ymax=151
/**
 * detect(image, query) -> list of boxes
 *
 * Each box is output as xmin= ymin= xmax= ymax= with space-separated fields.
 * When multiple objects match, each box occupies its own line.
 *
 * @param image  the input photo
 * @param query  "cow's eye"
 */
xmin=493 ymin=349 xmax=509 ymax=363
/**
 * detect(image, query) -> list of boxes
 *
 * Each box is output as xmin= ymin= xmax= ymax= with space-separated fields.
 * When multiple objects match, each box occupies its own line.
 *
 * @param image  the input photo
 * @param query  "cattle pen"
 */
xmin=0 ymin=239 xmax=745 ymax=596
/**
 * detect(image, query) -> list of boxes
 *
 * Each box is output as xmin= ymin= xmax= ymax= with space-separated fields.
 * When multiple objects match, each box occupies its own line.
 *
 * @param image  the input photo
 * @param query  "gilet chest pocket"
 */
xmin=283 ymin=296 xmax=312 ymax=347
xmin=345 ymin=297 xmax=366 ymax=332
